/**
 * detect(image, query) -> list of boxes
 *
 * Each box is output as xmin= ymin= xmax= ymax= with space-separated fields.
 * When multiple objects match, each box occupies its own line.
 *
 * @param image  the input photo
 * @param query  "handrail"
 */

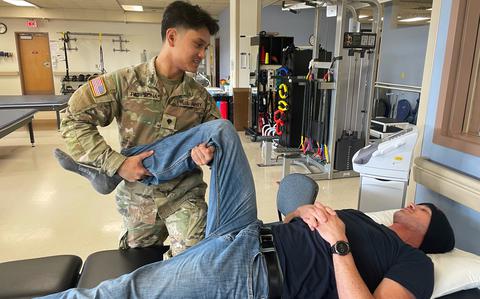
xmin=413 ymin=157 xmax=480 ymax=212
xmin=375 ymin=81 xmax=421 ymax=93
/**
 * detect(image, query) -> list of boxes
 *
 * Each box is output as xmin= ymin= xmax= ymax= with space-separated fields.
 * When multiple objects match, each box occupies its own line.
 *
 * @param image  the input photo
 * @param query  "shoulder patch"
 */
xmin=89 ymin=77 xmax=108 ymax=97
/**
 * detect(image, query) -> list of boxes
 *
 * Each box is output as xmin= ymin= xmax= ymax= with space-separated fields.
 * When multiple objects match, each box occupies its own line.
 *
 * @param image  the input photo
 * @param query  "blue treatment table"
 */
xmin=0 ymin=108 xmax=37 ymax=146
xmin=0 ymin=95 xmax=70 ymax=130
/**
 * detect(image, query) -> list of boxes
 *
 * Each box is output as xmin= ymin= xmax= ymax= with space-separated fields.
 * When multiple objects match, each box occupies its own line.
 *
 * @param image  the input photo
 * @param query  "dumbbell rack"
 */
xmin=60 ymin=73 xmax=98 ymax=95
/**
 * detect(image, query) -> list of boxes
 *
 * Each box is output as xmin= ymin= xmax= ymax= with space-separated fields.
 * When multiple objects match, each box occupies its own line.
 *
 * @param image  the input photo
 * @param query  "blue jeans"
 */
xmin=41 ymin=119 xmax=269 ymax=299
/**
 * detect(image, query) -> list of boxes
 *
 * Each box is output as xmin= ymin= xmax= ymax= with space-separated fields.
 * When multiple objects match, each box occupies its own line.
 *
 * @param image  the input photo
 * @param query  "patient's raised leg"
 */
xmin=122 ymin=119 xmax=258 ymax=236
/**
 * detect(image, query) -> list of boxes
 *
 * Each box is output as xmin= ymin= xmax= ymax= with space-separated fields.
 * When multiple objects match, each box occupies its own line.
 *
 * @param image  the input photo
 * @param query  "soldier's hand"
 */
xmin=191 ymin=143 xmax=215 ymax=166
xmin=117 ymin=150 xmax=154 ymax=182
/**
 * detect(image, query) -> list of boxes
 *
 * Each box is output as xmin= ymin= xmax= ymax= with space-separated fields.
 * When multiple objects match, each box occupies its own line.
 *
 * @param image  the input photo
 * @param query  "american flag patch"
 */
xmin=89 ymin=76 xmax=107 ymax=97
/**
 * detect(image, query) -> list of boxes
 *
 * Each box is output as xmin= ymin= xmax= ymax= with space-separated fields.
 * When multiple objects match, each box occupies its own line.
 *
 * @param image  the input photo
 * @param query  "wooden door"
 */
xmin=233 ymin=88 xmax=250 ymax=131
xmin=16 ymin=32 xmax=54 ymax=95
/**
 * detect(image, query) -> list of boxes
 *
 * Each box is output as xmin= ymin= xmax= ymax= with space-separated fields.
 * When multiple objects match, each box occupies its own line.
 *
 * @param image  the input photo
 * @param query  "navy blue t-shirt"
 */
xmin=271 ymin=209 xmax=433 ymax=299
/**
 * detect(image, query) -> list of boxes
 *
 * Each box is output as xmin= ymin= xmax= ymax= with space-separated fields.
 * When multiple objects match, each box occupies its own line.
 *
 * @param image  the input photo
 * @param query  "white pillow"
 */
xmin=365 ymin=209 xmax=480 ymax=298
xmin=365 ymin=209 xmax=397 ymax=226
xmin=428 ymin=248 xmax=480 ymax=298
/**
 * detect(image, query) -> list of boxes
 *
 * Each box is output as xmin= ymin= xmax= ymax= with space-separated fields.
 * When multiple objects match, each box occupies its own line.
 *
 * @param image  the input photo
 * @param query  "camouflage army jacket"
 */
xmin=61 ymin=56 xmax=220 ymax=218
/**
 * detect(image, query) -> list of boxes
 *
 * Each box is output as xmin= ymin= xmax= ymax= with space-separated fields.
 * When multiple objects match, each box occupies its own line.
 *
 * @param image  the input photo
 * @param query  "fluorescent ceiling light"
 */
xmin=359 ymin=15 xmax=368 ymax=19
xmin=398 ymin=17 xmax=430 ymax=23
xmin=281 ymin=1 xmax=327 ymax=11
xmin=426 ymin=7 xmax=432 ymax=11
xmin=3 ymin=0 xmax=37 ymax=7
xmin=121 ymin=5 xmax=143 ymax=12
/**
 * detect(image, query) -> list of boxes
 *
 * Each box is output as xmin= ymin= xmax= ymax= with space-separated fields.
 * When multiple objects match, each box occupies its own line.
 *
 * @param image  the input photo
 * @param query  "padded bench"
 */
xmin=0 ymin=95 xmax=70 ymax=130
xmin=0 ymin=248 xmax=167 ymax=298
xmin=0 ymin=255 xmax=82 ymax=299
xmin=77 ymin=247 xmax=168 ymax=289
xmin=440 ymin=289 xmax=480 ymax=299
xmin=0 ymin=108 xmax=37 ymax=146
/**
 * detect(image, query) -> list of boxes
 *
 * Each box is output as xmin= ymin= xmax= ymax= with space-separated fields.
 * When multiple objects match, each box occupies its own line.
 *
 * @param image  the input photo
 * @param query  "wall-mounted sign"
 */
xmin=26 ymin=19 xmax=37 ymax=28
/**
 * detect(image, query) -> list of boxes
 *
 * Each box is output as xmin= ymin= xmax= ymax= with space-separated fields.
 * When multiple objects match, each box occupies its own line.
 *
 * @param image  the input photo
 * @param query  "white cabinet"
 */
xmin=358 ymin=176 xmax=406 ymax=212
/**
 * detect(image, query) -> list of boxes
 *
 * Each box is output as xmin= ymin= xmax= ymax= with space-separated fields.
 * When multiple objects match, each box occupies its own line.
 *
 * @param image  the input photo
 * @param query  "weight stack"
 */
xmin=334 ymin=131 xmax=364 ymax=171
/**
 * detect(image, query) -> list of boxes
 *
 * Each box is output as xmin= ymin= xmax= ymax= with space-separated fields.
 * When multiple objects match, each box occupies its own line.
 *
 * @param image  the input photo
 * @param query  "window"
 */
xmin=434 ymin=0 xmax=480 ymax=156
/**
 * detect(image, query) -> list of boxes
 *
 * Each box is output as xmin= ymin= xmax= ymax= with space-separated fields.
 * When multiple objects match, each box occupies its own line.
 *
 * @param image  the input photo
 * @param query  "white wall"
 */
xmin=0 ymin=18 xmax=163 ymax=96
xmin=238 ymin=0 xmax=261 ymax=87
xmin=378 ymin=3 xmax=429 ymax=87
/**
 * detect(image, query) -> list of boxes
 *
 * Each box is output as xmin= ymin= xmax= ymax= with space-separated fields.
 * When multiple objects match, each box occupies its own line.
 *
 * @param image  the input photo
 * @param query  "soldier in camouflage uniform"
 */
xmin=59 ymin=1 xmax=220 ymax=258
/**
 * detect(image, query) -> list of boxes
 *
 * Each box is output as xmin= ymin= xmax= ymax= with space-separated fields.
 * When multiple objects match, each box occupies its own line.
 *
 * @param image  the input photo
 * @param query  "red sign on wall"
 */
xmin=26 ymin=20 xmax=37 ymax=28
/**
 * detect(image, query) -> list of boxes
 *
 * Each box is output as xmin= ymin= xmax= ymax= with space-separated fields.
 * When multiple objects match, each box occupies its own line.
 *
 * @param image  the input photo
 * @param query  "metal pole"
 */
xmin=357 ymin=0 xmax=382 ymax=145
xmin=329 ymin=0 xmax=344 ymax=178
xmin=313 ymin=5 xmax=321 ymax=60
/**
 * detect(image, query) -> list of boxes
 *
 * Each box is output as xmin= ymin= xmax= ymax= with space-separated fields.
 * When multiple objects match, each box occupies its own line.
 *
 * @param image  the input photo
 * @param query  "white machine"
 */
xmin=353 ymin=125 xmax=418 ymax=212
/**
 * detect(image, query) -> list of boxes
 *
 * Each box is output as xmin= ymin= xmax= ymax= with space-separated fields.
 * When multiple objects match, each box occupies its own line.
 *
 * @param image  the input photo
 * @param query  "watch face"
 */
xmin=0 ymin=23 xmax=7 ymax=34
xmin=334 ymin=241 xmax=350 ymax=255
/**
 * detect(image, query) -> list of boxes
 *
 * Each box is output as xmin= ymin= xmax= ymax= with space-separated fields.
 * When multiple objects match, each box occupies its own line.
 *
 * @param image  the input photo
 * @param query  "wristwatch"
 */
xmin=331 ymin=240 xmax=351 ymax=256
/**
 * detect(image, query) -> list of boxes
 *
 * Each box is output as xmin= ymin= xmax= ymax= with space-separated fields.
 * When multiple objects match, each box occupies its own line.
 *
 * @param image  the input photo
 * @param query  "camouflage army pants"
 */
xmin=116 ymin=182 xmax=207 ymax=259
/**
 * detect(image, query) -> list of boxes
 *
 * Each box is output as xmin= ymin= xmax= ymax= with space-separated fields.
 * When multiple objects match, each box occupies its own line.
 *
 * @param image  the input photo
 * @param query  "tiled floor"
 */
xmin=0 ymin=123 xmax=359 ymax=262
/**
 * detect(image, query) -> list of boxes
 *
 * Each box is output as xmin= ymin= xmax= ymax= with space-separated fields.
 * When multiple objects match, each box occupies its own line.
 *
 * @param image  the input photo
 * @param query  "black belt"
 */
xmin=260 ymin=225 xmax=283 ymax=299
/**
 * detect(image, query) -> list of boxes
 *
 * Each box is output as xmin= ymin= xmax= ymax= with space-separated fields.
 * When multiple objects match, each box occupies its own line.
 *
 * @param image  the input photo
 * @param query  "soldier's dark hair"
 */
xmin=161 ymin=1 xmax=219 ymax=41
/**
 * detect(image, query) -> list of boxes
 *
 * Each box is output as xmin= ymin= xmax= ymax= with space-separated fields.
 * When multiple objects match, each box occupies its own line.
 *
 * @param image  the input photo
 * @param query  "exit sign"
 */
xmin=26 ymin=20 xmax=37 ymax=28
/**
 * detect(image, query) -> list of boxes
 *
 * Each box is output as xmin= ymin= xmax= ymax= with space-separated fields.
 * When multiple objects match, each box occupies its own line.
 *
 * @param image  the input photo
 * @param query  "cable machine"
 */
xmin=277 ymin=0 xmax=382 ymax=180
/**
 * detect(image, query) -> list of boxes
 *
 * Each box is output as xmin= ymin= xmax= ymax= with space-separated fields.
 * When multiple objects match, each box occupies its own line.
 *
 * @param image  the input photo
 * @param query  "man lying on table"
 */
xmin=46 ymin=119 xmax=455 ymax=299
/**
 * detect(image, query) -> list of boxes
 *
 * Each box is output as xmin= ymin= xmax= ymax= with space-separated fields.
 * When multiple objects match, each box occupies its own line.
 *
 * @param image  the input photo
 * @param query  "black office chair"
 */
xmin=276 ymin=173 xmax=319 ymax=221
